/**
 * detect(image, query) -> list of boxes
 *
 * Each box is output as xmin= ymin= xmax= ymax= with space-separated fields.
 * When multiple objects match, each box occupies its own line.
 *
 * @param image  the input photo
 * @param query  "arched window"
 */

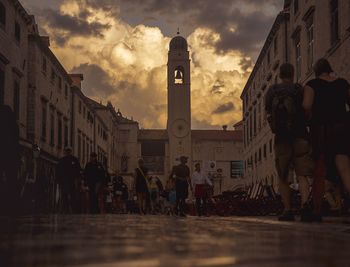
xmin=174 ymin=66 xmax=184 ymax=84
xmin=0 ymin=2 xmax=5 ymax=28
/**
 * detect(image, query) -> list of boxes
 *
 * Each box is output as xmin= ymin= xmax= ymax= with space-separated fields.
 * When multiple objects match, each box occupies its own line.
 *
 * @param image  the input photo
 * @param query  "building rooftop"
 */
xmin=138 ymin=129 xmax=243 ymax=142
xmin=169 ymin=35 xmax=188 ymax=51
xmin=191 ymin=130 xmax=243 ymax=142
xmin=138 ymin=129 xmax=169 ymax=141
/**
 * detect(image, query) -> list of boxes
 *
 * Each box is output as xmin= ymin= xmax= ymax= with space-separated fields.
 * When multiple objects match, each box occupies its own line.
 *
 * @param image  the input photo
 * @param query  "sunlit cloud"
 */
xmin=24 ymin=0 xmax=266 ymax=129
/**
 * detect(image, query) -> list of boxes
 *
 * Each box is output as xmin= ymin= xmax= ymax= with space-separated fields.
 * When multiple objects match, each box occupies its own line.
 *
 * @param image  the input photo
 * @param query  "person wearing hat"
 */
xmin=170 ymin=156 xmax=192 ymax=217
xmin=57 ymin=146 xmax=82 ymax=213
xmin=84 ymin=152 xmax=107 ymax=214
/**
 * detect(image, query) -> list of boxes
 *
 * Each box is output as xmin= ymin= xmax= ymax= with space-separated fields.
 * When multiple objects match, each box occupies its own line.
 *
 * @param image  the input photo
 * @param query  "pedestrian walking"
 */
xmin=134 ymin=159 xmax=149 ymax=215
xmin=114 ymin=175 xmax=128 ymax=214
xmin=164 ymin=177 xmax=176 ymax=215
xmin=170 ymin=156 xmax=192 ymax=217
xmin=303 ymin=58 xmax=350 ymax=221
xmin=0 ymin=105 xmax=20 ymax=215
xmin=84 ymin=152 xmax=107 ymax=214
xmin=148 ymin=176 xmax=159 ymax=214
xmin=265 ymin=63 xmax=314 ymax=221
xmin=56 ymin=147 xmax=82 ymax=214
xmin=192 ymin=163 xmax=212 ymax=216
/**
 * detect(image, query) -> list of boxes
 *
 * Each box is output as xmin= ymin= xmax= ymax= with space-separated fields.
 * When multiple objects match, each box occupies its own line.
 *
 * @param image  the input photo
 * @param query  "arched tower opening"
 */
xmin=174 ymin=66 xmax=184 ymax=84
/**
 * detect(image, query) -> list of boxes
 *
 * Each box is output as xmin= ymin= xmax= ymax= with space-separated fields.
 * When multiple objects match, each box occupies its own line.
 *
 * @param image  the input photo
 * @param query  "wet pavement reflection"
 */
xmin=1 ymin=215 xmax=350 ymax=267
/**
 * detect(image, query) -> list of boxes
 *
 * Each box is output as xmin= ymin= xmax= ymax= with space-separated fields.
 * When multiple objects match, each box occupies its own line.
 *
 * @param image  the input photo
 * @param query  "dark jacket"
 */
xmin=56 ymin=155 xmax=81 ymax=186
xmin=84 ymin=161 xmax=107 ymax=187
xmin=114 ymin=180 xmax=128 ymax=200
xmin=0 ymin=105 xmax=20 ymax=167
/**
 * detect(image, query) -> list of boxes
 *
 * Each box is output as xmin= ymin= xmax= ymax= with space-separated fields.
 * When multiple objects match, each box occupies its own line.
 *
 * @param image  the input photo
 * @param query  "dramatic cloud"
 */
xmin=212 ymin=102 xmax=235 ymax=115
xmin=116 ymin=0 xmax=283 ymax=55
xmin=41 ymin=10 xmax=111 ymax=46
xmin=21 ymin=0 xmax=283 ymax=129
xmin=71 ymin=63 xmax=115 ymax=97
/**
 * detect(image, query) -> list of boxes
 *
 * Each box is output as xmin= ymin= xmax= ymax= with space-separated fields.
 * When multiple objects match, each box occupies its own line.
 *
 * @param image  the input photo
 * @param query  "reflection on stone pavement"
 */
xmin=1 ymin=215 xmax=350 ymax=267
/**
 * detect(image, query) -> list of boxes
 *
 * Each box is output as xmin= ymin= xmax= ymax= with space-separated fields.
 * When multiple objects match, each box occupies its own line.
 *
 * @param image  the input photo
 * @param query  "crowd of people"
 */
xmin=265 ymin=58 xmax=350 ymax=222
xmin=56 ymin=149 xmax=214 ymax=216
xmin=57 ymin=148 xmax=136 ymax=215
xmin=134 ymin=156 xmax=214 ymax=217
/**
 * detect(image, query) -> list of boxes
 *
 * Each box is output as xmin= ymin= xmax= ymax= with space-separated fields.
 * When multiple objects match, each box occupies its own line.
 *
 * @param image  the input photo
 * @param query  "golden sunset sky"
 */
xmin=21 ymin=0 xmax=283 ymax=129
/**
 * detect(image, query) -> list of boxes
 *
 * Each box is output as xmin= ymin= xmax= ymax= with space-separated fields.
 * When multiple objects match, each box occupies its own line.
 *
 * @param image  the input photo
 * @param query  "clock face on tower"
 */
xmin=171 ymin=119 xmax=190 ymax=138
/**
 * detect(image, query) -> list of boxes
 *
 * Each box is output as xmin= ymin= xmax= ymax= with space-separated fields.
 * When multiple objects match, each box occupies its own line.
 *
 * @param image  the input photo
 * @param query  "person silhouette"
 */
xmin=0 ymin=105 xmax=20 ymax=215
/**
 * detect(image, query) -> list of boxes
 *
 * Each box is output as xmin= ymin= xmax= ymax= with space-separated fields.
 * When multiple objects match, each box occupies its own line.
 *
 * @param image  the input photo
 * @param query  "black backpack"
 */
xmin=268 ymin=86 xmax=298 ymax=136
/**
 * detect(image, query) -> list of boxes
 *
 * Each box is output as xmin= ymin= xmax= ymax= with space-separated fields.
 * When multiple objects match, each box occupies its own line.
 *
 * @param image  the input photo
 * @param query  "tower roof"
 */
xmin=169 ymin=35 xmax=188 ymax=51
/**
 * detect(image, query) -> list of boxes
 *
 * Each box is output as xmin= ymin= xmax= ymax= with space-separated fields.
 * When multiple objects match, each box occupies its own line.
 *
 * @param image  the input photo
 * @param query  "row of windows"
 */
xmin=78 ymin=100 xmax=94 ymax=124
xmin=293 ymin=16 xmax=314 ymax=81
xmin=42 ymin=56 xmax=69 ymax=98
xmin=0 ymin=2 xmax=22 ymax=43
xmin=0 ymin=66 xmax=21 ymax=121
xmin=293 ymin=0 xmax=340 ymax=81
xmin=244 ymin=35 xmax=279 ymax=109
xmin=97 ymin=123 xmax=108 ymax=141
xmin=97 ymin=147 xmax=108 ymax=168
xmin=41 ymin=102 xmax=69 ymax=148
xmin=244 ymin=99 xmax=269 ymax=148
xmin=244 ymin=139 xmax=273 ymax=171
xmin=77 ymin=130 xmax=93 ymax=167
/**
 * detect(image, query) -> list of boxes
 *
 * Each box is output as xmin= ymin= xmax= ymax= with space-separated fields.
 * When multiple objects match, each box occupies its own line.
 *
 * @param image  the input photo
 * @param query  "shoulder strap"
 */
xmin=137 ymin=167 xmax=146 ymax=178
xmin=137 ymin=167 xmax=150 ymax=187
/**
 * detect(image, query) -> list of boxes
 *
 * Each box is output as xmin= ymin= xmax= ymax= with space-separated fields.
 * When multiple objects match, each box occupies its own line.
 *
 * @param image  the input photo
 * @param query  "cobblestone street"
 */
xmin=1 ymin=215 xmax=350 ymax=267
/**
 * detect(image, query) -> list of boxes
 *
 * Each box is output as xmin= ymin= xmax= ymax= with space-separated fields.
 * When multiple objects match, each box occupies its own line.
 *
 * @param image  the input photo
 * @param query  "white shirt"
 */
xmin=192 ymin=171 xmax=212 ymax=187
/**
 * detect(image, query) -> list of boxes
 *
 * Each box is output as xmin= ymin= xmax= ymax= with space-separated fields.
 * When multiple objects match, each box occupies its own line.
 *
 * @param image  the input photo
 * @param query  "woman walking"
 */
xmin=303 ymin=58 xmax=350 ymax=221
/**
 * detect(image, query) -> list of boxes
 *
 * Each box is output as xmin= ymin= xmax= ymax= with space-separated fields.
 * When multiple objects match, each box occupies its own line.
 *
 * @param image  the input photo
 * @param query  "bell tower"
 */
xmin=167 ymin=33 xmax=191 ymax=167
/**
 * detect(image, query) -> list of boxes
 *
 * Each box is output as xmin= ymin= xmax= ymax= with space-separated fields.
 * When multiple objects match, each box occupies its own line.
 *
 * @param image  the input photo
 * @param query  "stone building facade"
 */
xmin=241 ymin=0 xmax=350 ymax=190
xmin=27 ymin=33 xmax=73 ymax=179
xmin=1 ymin=1 xmax=135 ymax=185
xmin=0 ymin=0 xmax=33 ymax=162
xmin=70 ymin=74 xmax=125 ymax=171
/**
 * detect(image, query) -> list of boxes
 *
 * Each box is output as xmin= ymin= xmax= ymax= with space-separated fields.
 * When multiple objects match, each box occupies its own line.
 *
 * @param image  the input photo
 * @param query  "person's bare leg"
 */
xmin=334 ymin=185 xmax=342 ymax=210
xmin=335 ymin=155 xmax=350 ymax=194
xmin=298 ymin=176 xmax=310 ymax=205
xmin=279 ymin=178 xmax=291 ymax=211
xmin=324 ymin=180 xmax=337 ymax=210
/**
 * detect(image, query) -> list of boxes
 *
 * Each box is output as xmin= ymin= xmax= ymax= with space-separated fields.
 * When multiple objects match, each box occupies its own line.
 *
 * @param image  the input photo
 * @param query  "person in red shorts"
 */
xmin=192 ymin=163 xmax=212 ymax=216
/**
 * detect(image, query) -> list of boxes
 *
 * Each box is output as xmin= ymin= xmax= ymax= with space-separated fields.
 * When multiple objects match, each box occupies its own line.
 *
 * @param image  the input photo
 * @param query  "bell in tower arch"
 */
xmin=174 ymin=66 xmax=184 ymax=84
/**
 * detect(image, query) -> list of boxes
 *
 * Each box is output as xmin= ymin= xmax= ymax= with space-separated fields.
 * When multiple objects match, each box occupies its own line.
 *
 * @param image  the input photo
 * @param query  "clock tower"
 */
xmin=167 ymin=34 xmax=191 ymax=167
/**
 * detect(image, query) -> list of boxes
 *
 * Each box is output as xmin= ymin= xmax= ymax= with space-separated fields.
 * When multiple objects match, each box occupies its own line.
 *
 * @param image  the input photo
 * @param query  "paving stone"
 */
xmin=1 ymin=215 xmax=350 ymax=267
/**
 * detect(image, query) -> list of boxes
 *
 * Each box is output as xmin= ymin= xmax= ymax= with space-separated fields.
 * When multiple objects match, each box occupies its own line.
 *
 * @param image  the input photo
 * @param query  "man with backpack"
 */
xmin=265 ymin=63 xmax=314 ymax=221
